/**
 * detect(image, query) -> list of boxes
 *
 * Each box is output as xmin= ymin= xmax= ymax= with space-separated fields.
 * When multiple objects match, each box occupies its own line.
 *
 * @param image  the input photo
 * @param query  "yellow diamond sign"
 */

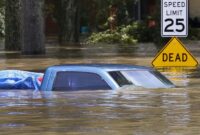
xmin=152 ymin=37 xmax=198 ymax=67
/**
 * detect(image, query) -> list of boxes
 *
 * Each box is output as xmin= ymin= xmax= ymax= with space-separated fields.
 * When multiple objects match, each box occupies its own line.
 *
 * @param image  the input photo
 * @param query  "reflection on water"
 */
xmin=0 ymin=39 xmax=200 ymax=134
xmin=0 ymin=86 xmax=200 ymax=135
xmin=158 ymin=67 xmax=200 ymax=87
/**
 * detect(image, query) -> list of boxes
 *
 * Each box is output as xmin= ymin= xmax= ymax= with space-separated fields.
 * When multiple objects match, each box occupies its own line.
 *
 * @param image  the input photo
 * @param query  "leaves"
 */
xmin=86 ymin=25 xmax=137 ymax=44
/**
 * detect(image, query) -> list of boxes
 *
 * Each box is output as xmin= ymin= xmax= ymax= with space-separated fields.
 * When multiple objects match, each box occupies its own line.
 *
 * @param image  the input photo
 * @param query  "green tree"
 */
xmin=81 ymin=0 xmax=135 ymax=31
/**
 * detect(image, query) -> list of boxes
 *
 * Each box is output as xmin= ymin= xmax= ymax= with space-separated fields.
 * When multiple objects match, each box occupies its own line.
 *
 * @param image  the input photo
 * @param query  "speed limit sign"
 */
xmin=161 ymin=0 xmax=188 ymax=37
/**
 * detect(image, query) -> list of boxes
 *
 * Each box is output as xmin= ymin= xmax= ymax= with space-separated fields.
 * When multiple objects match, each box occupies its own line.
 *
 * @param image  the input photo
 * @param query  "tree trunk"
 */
xmin=21 ymin=0 xmax=45 ymax=55
xmin=58 ymin=0 xmax=80 ymax=44
xmin=5 ymin=0 xmax=21 ymax=51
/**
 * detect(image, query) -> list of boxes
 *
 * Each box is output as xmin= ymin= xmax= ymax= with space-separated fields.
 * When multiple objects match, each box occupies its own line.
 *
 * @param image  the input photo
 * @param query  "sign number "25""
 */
xmin=164 ymin=18 xmax=185 ymax=32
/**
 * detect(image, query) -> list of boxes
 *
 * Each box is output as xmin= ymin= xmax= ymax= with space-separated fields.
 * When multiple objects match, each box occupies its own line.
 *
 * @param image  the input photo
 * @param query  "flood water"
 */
xmin=0 ymin=39 xmax=200 ymax=135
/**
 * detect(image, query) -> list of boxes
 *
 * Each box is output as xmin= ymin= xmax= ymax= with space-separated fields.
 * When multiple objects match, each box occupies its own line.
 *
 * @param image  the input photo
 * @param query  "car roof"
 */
xmin=49 ymin=64 xmax=153 ymax=72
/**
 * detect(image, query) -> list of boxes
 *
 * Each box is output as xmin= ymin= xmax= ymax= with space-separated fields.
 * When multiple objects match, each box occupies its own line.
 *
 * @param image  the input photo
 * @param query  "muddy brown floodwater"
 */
xmin=0 ymin=39 xmax=200 ymax=135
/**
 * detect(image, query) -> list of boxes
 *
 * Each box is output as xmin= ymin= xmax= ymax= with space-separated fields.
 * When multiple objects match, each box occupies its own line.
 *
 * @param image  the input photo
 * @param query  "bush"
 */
xmin=123 ymin=21 xmax=155 ymax=42
xmin=86 ymin=25 xmax=137 ymax=44
xmin=86 ymin=20 xmax=158 ymax=44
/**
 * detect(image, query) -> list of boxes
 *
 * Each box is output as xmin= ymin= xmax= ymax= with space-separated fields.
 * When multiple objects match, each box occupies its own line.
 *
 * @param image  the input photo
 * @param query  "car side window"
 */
xmin=53 ymin=71 xmax=111 ymax=91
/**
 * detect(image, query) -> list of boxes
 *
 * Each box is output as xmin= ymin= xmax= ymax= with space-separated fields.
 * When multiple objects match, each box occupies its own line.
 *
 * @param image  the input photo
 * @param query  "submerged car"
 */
xmin=40 ymin=64 xmax=174 ymax=91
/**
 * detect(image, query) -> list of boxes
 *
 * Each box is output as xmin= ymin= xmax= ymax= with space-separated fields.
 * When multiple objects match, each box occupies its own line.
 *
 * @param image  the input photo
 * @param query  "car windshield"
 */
xmin=109 ymin=70 xmax=173 ymax=88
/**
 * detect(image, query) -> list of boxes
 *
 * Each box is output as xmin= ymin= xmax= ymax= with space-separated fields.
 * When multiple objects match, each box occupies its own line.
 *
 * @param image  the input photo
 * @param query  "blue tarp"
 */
xmin=0 ymin=70 xmax=44 ymax=90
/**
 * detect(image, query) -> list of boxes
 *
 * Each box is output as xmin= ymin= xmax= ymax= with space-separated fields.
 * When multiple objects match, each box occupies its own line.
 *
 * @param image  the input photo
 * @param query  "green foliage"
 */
xmin=86 ymin=20 xmax=159 ymax=44
xmin=80 ymin=0 xmax=136 ymax=31
xmin=0 ymin=0 xmax=5 ymax=37
xmin=84 ymin=0 xmax=161 ymax=45
xmin=86 ymin=25 xmax=137 ymax=44
xmin=124 ymin=21 xmax=156 ymax=42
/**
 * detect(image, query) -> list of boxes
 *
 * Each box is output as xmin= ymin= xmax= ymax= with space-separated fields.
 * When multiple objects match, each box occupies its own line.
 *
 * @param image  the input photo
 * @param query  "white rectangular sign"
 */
xmin=161 ymin=0 xmax=188 ymax=37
